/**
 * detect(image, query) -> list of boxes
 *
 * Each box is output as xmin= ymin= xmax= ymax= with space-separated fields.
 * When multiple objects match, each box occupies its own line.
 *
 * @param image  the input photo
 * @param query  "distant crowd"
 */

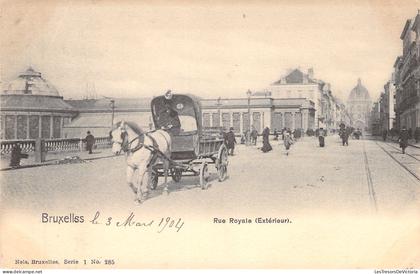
xmin=219 ymin=123 xmax=417 ymax=157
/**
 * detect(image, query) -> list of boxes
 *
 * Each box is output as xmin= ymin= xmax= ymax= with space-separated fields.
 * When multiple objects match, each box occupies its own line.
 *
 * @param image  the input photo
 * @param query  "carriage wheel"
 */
xmin=217 ymin=145 xmax=228 ymax=182
xmin=171 ymin=168 xmax=182 ymax=183
xmin=199 ymin=162 xmax=209 ymax=190
xmin=151 ymin=171 xmax=159 ymax=190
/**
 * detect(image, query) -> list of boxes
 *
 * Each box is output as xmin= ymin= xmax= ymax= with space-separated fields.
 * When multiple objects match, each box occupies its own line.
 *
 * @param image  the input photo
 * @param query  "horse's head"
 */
xmin=110 ymin=121 xmax=129 ymax=155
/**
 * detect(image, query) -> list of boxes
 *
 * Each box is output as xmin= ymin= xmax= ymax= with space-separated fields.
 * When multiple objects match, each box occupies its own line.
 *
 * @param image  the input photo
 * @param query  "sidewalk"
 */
xmin=369 ymin=135 xmax=420 ymax=148
xmin=0 ymin=148 xmax=117 ymax=171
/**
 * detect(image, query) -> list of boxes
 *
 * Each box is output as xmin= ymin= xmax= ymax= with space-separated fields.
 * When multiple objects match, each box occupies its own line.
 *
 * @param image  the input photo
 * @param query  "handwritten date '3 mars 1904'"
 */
xmin=40 ymin=212 xmax=184 ymax=233
xmin=88 ymin=211 xmax=184 ymax=233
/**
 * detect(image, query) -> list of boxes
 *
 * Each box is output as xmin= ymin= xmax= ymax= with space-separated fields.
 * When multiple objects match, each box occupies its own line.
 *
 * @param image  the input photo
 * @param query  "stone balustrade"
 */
xmin=1 ymin=137 xmax=112 ymax=155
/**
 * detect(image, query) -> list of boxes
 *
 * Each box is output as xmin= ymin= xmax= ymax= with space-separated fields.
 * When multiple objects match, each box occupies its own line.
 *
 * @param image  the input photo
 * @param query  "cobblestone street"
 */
xmin=2 ymin=135 xmax=419 ymax=216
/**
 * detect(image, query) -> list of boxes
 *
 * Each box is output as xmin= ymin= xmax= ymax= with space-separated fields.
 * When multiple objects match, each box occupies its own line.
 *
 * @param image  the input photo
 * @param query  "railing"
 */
xmin=44 ymin=138 xmax=82 ymax=152
xmin=1 ymin=140 xmax=36 ymax=155
xmin=95 ymin=136 xmax=113 ymax=149
xmin=1 ymin=136 xmax=112 ymax=155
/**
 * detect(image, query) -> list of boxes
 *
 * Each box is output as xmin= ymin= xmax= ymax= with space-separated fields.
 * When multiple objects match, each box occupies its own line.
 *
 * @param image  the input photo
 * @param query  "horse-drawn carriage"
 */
xmin=149 ymin=94 xmax=228 ymax=190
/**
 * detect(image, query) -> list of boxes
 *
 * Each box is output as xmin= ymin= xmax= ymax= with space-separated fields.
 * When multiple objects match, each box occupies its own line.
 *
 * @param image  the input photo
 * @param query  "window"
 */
xmin=29 ymin=115 xmax=39 ymax=139
xmin=53 ymin=116 xmax=61 ymax=138
xmin=179 ymin=115 xmax=197 ymax=132
xmin=41 ymin=116 xmax=51 ymax=139
xmin=5 ymin=115 xmax=15 ymax=139
xmin=212 ymin=113 xmax=220 ymax=127
xmin=232 ymin=113 xmax=240 ymax=133
xmin=17 ymin=115 xmax=28 ymax=139
xmin=202 ymin=113 xmax=211 ymax=127
xmin=222 ymin=113 xmax=230 ymax=130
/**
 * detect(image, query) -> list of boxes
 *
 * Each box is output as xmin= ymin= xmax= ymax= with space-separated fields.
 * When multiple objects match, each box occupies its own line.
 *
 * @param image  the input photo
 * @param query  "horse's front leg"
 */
xmin=126 ymin=166 xmax=137 ymax=194
xmin=135 ymin=165 xmax=148 ymax=204
xmin=163 ymin=159 xmax=170 ymax=195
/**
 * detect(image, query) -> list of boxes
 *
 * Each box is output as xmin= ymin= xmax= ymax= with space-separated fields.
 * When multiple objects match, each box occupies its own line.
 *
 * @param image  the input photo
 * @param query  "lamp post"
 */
xmin=246 ymin=89 xmax=252 ymax=145
xmin=216 ymin=97 xmax=222 ymax=128
xmin=110 ymin=99 xmax=115 ymax=128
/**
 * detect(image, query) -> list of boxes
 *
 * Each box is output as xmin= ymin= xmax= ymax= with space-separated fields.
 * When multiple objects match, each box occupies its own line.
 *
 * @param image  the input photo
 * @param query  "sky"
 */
xmin=1 ymin=0 xmax=420 ymax=101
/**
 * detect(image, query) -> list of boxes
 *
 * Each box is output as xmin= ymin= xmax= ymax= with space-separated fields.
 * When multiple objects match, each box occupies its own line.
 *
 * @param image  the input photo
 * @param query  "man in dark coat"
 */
xmin=226 ymin=127 xmax=236 ymax=156
xmin=318 ymin=128 xmax=325 ymax=147
xmin=382 ymin=129 xmax=387 ymax=142
xmin=339 ymin=126 xmax=348 ymax=146
xmin=85 ymin=131 xmax=95 ymax=154
xmin=251 ymin=127 xmax=258 ymax=145
xmin=10 ymin=143 xmax=22 ymax=167
xmin=158 ymin=90 xmax=181 ymax=135
xmin=261 ymin=127 xmax=272 ymax=153
xmin=399 ymin=127 xmax=409 ymax=154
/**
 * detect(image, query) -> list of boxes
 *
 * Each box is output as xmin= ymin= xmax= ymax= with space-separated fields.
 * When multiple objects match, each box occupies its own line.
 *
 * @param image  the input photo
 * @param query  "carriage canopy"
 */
xmin=151 ymin=94 xmax=202 ymax=134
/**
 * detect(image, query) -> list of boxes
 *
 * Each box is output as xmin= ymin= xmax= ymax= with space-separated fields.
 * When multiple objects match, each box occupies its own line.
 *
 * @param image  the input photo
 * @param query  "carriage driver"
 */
xmin=158 ymin=90 xmax=181 ymax=135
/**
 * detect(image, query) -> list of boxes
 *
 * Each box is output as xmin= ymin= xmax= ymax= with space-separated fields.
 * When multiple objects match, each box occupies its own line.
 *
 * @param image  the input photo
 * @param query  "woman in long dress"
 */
xmin=261 ymin=127 xmax=272 ymax=153
xmin=283 ymin=132 xmax=293 ymax=156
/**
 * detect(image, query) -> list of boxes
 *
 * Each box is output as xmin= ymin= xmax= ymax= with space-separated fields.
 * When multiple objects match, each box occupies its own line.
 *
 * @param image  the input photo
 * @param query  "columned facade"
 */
xmin=201 ymin=97 xmax=315 ymax=134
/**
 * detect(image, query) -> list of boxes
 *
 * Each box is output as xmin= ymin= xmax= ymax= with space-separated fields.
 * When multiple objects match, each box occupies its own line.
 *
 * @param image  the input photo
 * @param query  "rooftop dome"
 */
xmin=348 ymin=78 xmax=371 ymax=101
xmin=2 ymin=67 xmax=60 ymax=97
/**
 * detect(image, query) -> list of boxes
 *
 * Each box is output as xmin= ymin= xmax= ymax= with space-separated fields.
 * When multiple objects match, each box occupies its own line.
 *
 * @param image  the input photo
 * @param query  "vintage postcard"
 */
xmin=1 ymin=0 xmax=420 ymax=271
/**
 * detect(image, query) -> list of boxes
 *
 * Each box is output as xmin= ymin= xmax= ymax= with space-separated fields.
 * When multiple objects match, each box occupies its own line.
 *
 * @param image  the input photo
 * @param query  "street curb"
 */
xmin=368 ymin=136 xmax=420 ymax=149
xmin=0 ymin=154 xmax=121 ymax=172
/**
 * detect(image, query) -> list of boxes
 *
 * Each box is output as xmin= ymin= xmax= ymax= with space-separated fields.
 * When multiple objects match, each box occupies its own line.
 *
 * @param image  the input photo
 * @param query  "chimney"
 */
xmin=308 ymin=68 xmax=314 ymax=79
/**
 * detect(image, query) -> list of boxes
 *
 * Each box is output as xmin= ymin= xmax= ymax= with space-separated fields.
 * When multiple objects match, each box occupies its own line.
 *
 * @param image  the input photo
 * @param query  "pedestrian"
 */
xmin=283 ymin=131 xmax=294 ymax=156
xmin=273 ymin=129 xmax=279 ymax=141
xmin=293 ymin=129 xmax=300 ymax=140
xmin=245 ymin=129 xmax=251 ymax=146
xmin=415 ymin=127 xmax=420 ymax=143
xmin=251 ymin=127 xmax=258 ymax=145
xmin=240 ymin=133 xmax=246 ymax=144
xmin=318 ymin=127 xmax=325 ymax=147
xmin=226 ymin=127 xmax=236 ymax=156
xmin=85 ymin=131 xmax=95 ymax=154
xmin=10 ymin=143 xmax=22 ymax=167
xmin=398 ymin=127 xmax=409 ymax=154
xmin=261 ymin=127 xmax=272 ymax=153
xmin=382 ymin=129 xmax=387 ymax=142
xmin=339 ymin=126 xmax=347 ymax=146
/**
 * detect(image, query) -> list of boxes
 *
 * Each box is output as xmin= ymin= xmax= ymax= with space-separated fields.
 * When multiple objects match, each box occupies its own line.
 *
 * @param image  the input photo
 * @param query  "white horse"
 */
xmin=110 ymin=121 xmax=171 ymax=203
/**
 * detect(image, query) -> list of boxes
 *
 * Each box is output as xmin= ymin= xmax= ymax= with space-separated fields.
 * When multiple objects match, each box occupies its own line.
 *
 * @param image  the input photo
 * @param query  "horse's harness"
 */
xmin=118 ymin=131 xmax=158 ymax=154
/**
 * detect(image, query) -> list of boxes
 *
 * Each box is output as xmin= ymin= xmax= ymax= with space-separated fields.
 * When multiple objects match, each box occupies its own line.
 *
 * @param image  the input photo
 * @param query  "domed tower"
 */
xmin=2 ymin=67 xmax=60 ymax=96
xmin=1 ymin=67 xmax=75 ymax=140
xmin=347 ymin=78 xmax=372 ymax=131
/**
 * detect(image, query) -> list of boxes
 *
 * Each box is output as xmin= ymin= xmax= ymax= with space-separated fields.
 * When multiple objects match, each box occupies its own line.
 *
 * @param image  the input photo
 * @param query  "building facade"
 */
xmin=0 ymin=67 xmax=76 ymax=140
xmin=201 ymin=97 xmax=315 ymax=134
xmin=63 ymin=96 xmax=316 ymax=138
xmin=267 ymin=68 xmax=348 ymax=130
xmin=394 ymin=12 xmax=420 ymax=131
xmin=381 ymin=80 xmax=396 ymax=131
xmin=347 ymin=79 xmax=372 ymax=131
xmin=1 ymin=67 xmax=347 ymax=139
